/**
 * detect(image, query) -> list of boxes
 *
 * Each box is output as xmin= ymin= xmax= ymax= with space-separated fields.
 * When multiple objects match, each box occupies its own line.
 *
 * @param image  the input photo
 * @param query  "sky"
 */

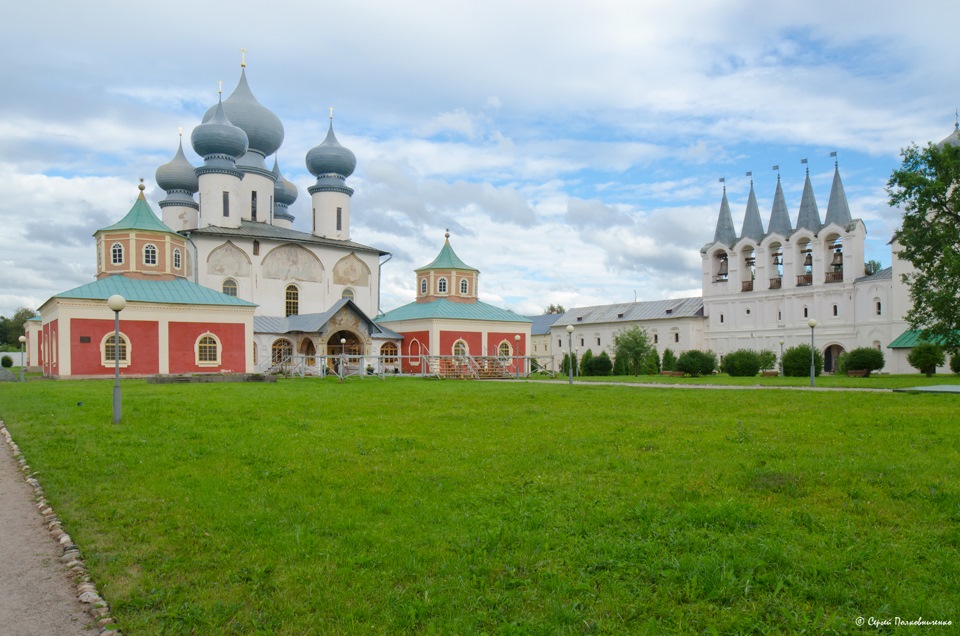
xmin=2 ymin=0 xmax=958 ymax=319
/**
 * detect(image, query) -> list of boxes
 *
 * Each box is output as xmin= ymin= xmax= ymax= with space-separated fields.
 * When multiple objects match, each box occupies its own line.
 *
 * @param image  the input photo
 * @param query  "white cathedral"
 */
xmin=154 ymin=62 xmax=400 ymax=370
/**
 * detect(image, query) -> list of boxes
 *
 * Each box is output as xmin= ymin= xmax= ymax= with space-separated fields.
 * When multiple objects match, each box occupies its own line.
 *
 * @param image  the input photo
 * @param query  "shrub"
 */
xmin=675 ymin=350 xmax=717 ymax=377
xmin=721 ymin=349 xmax=761 ymax=377
xmin=0 ymin=355 xmax=11 ymax=368
xmin=588 ymin=351 xmax=613 ymax=376
xmin=579 ymin=350 xmax=594 ymax=376
xmin=561 ymin=353 xmax=578 ymax=376
xmin=842 ymin=347 xmax=885 ymax=376
xmin=612 ymin=353 xmax=628 ymax=375
xmin=661 ymin=349 xmax=677 ymax=372
xmin=758 ymin=349 xmax=777 ymax=371
xmin=951 ymin=353 xmax=960 ymax=375
xmin=908 ymin=342 xmax=945 ymax=377
xmin=781 ymin=345 xmax=823 ymax=377
xmin=640 ymin=349 xmax=659 ymax=375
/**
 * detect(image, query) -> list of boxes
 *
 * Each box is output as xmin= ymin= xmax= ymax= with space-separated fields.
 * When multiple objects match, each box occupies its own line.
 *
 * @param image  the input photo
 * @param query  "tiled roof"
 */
xmin=188 ymin=221 xmax=387 ymax=255
xmin=526 ymin=312 xmax=565 ymax=335
xmin=855 ymin=266 xmax=893 ymax=283
xmin=555 ymin=297 xmax=704 ymax=327
xmin=888 ymin=329 xmax=959 ymax=349
xmin=417 ymin=237 xmax=477 ymax=271
xmin=51 ymin=275 xmax=256 ymax=307
xmin=99 ymin=193 xmax=177 ymax=235
xmin=376 ymin=299 xmax=531 ymax=323
xmin=255 ymin=299 xmax=402 ymax=339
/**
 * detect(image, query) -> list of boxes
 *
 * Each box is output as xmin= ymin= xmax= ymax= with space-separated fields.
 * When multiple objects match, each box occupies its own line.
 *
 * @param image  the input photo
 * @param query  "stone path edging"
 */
xmin=0 ymin=420 xmax=122 ymax=635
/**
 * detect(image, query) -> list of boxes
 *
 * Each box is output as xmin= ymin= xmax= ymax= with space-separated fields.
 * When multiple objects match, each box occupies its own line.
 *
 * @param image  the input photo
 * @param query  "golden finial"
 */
xmin=137 ymin=178 xmax=146 ymax=197
xmin=218 ymin=80 xmax=223 ymax=94
xmin=241 ymin=48 xmax=246 ymax=68
xmin=444 ymin=228 xmax=450 ymax=239
xmin=329 ymin=107 xmax=334 ymax=121
xmin=178 ymin=126 xmax=183 ymax=138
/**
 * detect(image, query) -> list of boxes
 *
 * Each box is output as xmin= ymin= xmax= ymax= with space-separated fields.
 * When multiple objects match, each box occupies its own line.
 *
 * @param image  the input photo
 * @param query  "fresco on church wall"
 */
xmin=207 ymin=242 xmax=251 ymax=277
xmin=332 ymin=254 xmax=370 ymax=286
xmin=261 ymin=244 xmax=323 ymax=282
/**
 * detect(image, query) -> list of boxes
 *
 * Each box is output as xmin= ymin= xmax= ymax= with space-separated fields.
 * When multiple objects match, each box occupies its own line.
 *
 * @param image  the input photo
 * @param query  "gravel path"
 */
xmin=0 ymin=429 xmax=96 ymax=635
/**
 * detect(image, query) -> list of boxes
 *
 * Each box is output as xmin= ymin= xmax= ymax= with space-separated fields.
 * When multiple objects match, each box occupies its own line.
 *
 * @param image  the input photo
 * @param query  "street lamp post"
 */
xmin=779 ymin=338 xmax=785 ymax=378
xmin=566 ymin=325 xmax=574 ymax=385
xmin=339 ymin=337 xmax=347 ymax=382
xmin=107 ymin=294 xmax=126 ymax=424
xmin=18 ymin=335 xmax=26 ymax=382
xmin=808 ymin=319 xmax=817 ymax=388
xmin=514 ymin=334 xmax=521 ymax=380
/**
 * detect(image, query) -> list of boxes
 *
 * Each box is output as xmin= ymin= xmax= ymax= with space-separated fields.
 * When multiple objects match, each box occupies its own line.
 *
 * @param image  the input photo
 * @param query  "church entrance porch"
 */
xmin=326 ymin=330 xmax=363 ymax=374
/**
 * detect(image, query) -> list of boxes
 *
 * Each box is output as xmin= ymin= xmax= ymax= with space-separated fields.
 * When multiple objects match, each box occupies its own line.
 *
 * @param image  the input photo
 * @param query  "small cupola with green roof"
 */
xmin=415 ymin=230 xmax=479 ymax=304
xmin=94 ymin=182 xmax=188 ymax=281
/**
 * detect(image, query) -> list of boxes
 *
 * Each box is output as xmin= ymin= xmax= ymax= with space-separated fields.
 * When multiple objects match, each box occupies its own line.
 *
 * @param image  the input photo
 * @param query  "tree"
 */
xmin=612 ymin=326 xmax=651 ymax=376
xmin=589 ymin=351 xmax=613 ymax=376
xmin=721 ymin=349 xmax=760 ymax=377
xmin=758 ymin=349 xmax=777 ymax=371
xmin=544 ymin=304 xmax=566 ymax=314
xmin=0 ymin=307 xmax=37 ymax=348
xmin=782 ymin=345 xmax=823 ymax=377
xmin=561 ymin=352 xmax=578 ymax=376
xmin=841 ymin=347 xmax=885 ymax=376
xmin=661 ymin=348 xmax=677 ymax=372
xmin=864 ymin=259 xmax=884 ymax=276
xmin=676 ymin=350 xmax=717 ymax=376
xmin=579 ymin=349 xmax=594 ymax=376
xmin=907 ymin=342 xmax=945 ymax=377
xmin=887 ymin=142 xmax=960 ymax=352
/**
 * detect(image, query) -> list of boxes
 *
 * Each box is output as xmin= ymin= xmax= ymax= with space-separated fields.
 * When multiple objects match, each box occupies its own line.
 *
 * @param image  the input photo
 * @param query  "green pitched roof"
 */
xmin=52 ymin=275 xmax=256 ymax=307
xmin=376 ymin=298 xmax=531 ymax=324
xmin=98 ymin=192 xmax=177 ymax=235
xmin=888 ymin=330 xmax=960 ymax=349
xmin=417 ymin=236 xmax=478 ymax=272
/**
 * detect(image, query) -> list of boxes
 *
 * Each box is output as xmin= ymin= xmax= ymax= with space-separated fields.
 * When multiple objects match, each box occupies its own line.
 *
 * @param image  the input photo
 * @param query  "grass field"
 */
xmin=1 ymin=377 xmax=958 ymax=634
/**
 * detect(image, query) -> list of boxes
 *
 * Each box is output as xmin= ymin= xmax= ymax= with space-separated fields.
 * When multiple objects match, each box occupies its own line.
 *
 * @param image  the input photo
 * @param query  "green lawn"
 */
xmin=535 ymin=371 xmax=960 ymax=390
xmin=1 ymin=377 xmax=958 ymax=634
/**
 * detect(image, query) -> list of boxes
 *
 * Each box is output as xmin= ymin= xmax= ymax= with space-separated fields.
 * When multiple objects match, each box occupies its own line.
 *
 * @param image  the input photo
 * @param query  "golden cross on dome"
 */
xmin=329 ymin=107 xmax=334 ymax=121
xmin=241 ymin=48 xmax=246 ymax=68
xmin=218 ymin=80 xmax=222 ymax=94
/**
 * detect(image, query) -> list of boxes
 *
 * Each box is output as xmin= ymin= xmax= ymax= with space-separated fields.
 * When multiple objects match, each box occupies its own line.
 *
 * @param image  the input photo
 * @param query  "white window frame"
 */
xmin=100 ymin=331 xmax=131 ymax=368
xmin=195 ymin=333 xmax=221 ymax=367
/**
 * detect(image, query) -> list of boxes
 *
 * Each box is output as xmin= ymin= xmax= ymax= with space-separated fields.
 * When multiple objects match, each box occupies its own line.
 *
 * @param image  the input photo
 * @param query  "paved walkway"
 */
xmin=0 ymin=426 xmax=95 ymax=635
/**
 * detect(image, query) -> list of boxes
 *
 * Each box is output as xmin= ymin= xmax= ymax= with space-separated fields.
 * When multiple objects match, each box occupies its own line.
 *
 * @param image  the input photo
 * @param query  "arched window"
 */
xmin=271 ymin=339 xmax=292 ymax=364
xmin=803 ymin=306 xmax=809 ymax=318
xmin=460 ymin=279 xmax=469 ymax=294
xmin=101 ymin=333 xmax=130 ymax=366
xmin=111 ymin=242 xmax=124 ymax=265
xmin=342 ymin=288 xmax=355 ymax=301
xmin=222 ymin=279 xmax=238 ymax=297
xmin=196 ymin=334 xmax=220 ymax=365
xmin=438 ymin=278 xmax=448 ymax=293
xmin=380 ymin=342 xmax=398 ymax=363
xmin=143 ymin=244 xmax=158 ymax=266
xmin=833 ymin=304 xmax=839 ymax=317
xmin=674 ymin=333 xmax=680 ymax=343
xmin=720 ymin=313 xmax=724 ymax=324
xmin=453 ymin=340 xmax=467 ymax=357
xmin=420 ymin=278 xmax=427 ymax=295
xmin=876 ymin=300 xmax=882 ymax=316
xmin=173 ymin=248 xmax=182 ymax=270
xmin=498 ymin=341 xmax=511 ymax=357
xmin=285 ymin=285 xmax=299 ymax=317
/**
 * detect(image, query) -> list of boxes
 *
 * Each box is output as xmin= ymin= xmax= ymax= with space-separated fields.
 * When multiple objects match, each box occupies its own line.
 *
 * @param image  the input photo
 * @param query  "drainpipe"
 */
xmin=377 ymin=252 xmax=393 ymax=315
